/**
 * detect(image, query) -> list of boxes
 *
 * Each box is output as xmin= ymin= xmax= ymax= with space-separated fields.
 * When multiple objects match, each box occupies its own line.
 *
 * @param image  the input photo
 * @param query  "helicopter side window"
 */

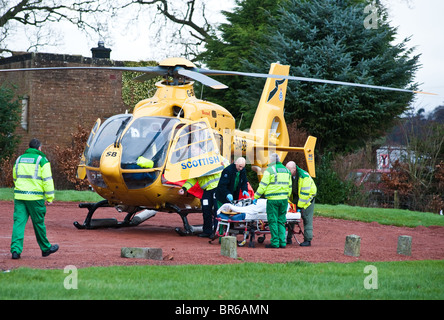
xmin=173 ymin=126 xmax=192 ymax=163
xmin=214 ymin=133 xmax=224 ymax=157
xmin=84 ymin=120 xmax=100 ymax=155
xmin=79 ymin=119 xmax=101 ymax=178
xmin=170 ymin=122 xmax=215 ymax=164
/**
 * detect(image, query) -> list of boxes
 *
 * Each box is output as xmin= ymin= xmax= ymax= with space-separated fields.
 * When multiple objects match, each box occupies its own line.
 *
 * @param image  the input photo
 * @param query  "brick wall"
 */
xmin=0 ymin=52 xmax=127 ymax=154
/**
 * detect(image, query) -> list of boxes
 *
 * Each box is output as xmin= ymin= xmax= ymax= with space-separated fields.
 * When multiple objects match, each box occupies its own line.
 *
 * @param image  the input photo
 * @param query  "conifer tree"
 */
xmin=202 ymin=0 xmax=420 ymax=153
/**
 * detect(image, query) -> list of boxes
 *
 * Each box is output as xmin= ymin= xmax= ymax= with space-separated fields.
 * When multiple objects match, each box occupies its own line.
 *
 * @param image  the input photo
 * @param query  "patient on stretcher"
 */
xmin=217 ymin=199 xmax=301 ymax=221
xmin=214 ymin=199 xmax=303 ymax=247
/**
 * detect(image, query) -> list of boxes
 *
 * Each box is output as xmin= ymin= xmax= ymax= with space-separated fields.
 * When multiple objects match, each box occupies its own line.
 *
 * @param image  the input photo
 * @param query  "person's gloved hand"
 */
xmin=242 ymin=191 xmax=249 ymax=198
xmin=226 ymin=194 xmax=233 ymax=202
xmin=252 ymin=199 xmax=257 ymax=205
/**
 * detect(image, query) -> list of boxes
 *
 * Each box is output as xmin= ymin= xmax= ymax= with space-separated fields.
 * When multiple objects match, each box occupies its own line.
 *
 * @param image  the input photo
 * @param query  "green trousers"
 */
xmin=11 ymin=199 xmax=51 ymax=254
xmin=266 ymin=199 xmax=288 ymax=248
xmin=302 ymin=200 xmax=315 ymax=241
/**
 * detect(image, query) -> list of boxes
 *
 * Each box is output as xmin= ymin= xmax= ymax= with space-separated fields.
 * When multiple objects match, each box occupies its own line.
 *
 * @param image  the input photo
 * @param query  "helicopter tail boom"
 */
xmin=248 ymin=63 xmax=291 ymax=166
xmin=243 ymin=63 xmax=317 ymax=177
xmin=255 ymin=135 xmax=316 ymax=177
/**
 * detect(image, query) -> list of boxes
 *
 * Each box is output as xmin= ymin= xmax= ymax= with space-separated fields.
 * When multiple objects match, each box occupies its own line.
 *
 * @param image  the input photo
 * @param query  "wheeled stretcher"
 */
xmin=213 ymin=199 xmax=303 ymax=247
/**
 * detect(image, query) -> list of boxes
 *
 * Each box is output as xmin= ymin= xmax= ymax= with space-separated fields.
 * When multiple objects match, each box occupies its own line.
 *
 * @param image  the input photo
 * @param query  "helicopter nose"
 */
xmin=100 ymin=145 xmax=122 ymax=186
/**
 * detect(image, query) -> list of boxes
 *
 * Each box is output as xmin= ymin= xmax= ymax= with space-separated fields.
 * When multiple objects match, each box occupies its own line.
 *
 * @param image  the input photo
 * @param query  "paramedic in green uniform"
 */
xmin=10 ymin=138 xmax=59 ymax=259
xmin=285 ymin=161 xmax=317 ymax=246
xmin=253 ymin=153 xmax=292 ymax=248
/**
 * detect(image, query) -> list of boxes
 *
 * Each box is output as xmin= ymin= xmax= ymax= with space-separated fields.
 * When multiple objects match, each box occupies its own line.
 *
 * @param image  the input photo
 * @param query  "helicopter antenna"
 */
xmin=238 ymin=113 xmax=243 ymax=130
xmin=175 ymin=96 xmax=192 ymax=118
xmin=176 ymin=106 xmax=184 ymax=118
xmin=200 ymin=84 xmax=204 ymax=99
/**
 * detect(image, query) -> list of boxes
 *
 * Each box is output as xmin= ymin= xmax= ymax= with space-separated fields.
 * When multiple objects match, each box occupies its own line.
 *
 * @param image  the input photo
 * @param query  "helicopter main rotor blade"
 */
xmin=0 ymin=65 xmax=226 ymax=88
xmin=133 ymin=73 xmax=162 ymax=81
xmin=178 ymin=69 xmax=228 ymax=89
xmin=197 ymin=68 xmax=436 ymax=95
xmin=0 ymin=66 xmax=164 ymax=73
xmin=0 ymin=64 xmax=435 ymax=95
xmin=0 ymin=65 xmax=173 ymax=82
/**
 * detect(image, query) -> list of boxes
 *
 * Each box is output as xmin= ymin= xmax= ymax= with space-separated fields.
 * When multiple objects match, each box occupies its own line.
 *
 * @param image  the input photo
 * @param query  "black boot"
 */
xmin=42 ymin=244 xmax=59 ymax=257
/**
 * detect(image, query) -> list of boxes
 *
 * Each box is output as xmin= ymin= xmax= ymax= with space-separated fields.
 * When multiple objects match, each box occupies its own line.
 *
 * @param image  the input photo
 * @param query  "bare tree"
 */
xmin=0 ymin=0 xmax=116 ymax=56
xmin=120 ymin=0 xmax=219 ymax=59
xmin=1 ymin=0 xmax=228 ymax=59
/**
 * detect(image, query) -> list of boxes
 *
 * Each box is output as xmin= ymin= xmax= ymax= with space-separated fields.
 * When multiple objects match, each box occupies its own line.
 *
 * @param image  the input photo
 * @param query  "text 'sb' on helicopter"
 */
xmin=0 ymin=57 xmax=435 ymax=235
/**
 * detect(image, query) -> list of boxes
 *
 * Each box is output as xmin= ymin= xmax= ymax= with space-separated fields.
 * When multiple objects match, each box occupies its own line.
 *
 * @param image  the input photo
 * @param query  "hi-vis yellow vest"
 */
xmin=254 ymin=162 xmax=292 ymax=200
xmin=182 ymin=172 xmax=221 ymax=191
xmin=182 ymin=157 xmax=229 ymax=191
xmin=13 ymin=148 xmax=55 ymax=202
xmin=295 ymin=166 xmax=317 ymax=209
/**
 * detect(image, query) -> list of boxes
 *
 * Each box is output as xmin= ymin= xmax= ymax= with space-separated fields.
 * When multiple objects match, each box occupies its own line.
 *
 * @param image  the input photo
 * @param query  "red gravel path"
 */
xmin=1 ymin=201 xmax=443 ymax=270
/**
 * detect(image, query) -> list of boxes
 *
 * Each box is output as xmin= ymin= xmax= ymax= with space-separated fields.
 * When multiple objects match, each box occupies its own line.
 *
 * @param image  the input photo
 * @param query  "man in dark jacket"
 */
xmin=216 ymin=157 xmax=249 ymax=206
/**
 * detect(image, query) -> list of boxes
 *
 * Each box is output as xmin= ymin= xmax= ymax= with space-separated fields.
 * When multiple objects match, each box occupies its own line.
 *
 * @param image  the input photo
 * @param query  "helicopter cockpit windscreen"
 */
xmin=120 ymin=117 xmax=179 ymax=189
xmin=84 ymin=114 xmax=132 ymax=188
xmin=86 ymin=114 xmax=132 ymax=168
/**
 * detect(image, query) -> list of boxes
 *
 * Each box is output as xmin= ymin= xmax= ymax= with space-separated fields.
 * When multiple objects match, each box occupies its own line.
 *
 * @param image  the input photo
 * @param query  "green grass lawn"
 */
xmin=1 ymin=188 xmax=443 ymax=300
xmin=0 ymin=188 xmax=104 ymax=203
xmin=1 ymin=260 xmax=443 ymax=300
xmin=315 ymin=204 xmax=444 ymax=228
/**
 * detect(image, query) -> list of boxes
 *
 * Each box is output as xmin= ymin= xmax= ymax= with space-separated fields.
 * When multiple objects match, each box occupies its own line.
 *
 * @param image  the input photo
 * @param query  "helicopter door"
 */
xmin=77 ymin=118 xmax=101 ymax=179
xmin=164 ymin=119 xmax=224 ymax=182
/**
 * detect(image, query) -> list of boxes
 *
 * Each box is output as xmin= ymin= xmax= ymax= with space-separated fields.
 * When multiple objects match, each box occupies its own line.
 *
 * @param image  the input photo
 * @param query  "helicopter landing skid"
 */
xmin=74 ymin=200 xmax=134 ymax=230
xmin=175 ymin=212 xmax=195 ymax=236
xmin=173 ymin=212 xmax=204 ymax=236
xmin=74 ymin=200 xmax=201 ymax=234
xmin=163 ymin=203 xmax=201 ymax=236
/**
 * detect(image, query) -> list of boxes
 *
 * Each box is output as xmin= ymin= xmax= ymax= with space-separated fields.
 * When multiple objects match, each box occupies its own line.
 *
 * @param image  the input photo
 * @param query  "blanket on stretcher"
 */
xmin=217 ymin=199 xmax=301 ymax=221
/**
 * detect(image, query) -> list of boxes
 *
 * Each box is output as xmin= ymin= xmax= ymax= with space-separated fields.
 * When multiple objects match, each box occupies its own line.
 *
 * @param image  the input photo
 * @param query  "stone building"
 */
xmin=0 ymin=44 xmax=127 ymax=155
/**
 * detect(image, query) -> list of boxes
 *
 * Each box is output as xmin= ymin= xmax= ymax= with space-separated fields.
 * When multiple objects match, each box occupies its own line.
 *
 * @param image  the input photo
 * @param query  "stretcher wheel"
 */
xmin=258 ymin=236 xmax=265 ymax=244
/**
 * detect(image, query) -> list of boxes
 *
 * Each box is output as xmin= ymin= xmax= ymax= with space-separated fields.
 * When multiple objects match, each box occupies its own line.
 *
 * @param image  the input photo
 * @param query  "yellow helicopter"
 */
xmin=0 ymin=57 xmax=433 ymax=235
xmin=75 ymin=57 xmax=318 ymax=234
